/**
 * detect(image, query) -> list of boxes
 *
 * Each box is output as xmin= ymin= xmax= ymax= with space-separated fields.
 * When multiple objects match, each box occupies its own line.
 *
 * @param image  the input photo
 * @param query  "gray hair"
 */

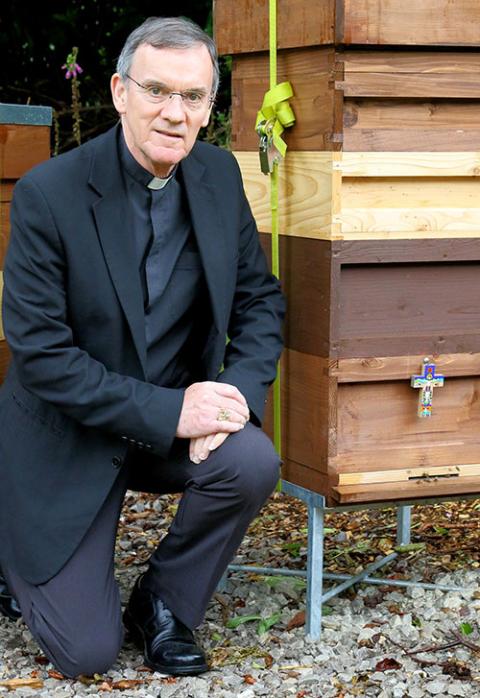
xmin=116 ymin=16 xmax=219 ymax=97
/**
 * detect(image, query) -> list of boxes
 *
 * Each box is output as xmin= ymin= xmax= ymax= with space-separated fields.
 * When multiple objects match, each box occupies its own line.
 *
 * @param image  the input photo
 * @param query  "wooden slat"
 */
xmin=341 ymin=0 xmax=480 ymax=47
xmin=339 ymin=206 xmax=480 ymax=236
xmin=0 ymin=125 xmax=50 ymax=179
xmin=339 ymin=463 xmax=480 ymax=486
xmin=214 ymin=0 xmax=335 ymax=55
xmin=337 ymin=152 xmax=480 ymax=177
xmin=332 ymin=353 xmax=480 ymax=383
xmin=344 ymin=98 xmax=480 ymax=152
xmin=344 ymin=129 xmax=480 ymax=153
xmin=337 ymin=73 xmax=480 ymax=99
xmin=333 ymin=476 xmax=480 ymax=504
xmin=341 ymin=51 xmax=480 ymax=74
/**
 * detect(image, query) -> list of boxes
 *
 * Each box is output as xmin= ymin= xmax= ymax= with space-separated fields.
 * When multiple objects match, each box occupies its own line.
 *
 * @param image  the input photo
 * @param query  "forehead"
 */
xmin=130 ymin=43 xmax=213 ymax=89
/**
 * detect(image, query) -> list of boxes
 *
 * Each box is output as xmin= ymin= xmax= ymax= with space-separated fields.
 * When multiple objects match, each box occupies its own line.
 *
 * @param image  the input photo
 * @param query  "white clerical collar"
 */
xmin=147 ymin=169 xmax=176 ymax=190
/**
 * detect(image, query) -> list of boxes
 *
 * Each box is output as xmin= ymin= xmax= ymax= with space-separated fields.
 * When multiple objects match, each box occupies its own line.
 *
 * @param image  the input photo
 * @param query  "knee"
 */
xmin=34 ymin=622 xmax=123 ymax=679
xmin=220 ymin=425 xmax=280 ymax=506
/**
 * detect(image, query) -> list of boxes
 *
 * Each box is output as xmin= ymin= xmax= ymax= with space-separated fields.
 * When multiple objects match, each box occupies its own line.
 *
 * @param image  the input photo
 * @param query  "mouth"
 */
xmin=154 ymin=129 xmax=184 ymax=141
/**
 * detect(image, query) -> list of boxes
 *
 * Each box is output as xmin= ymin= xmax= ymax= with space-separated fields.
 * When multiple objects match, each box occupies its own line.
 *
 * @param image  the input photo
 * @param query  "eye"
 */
xmin=148 ymin=85 xmax=163 ymax=96
xmin=185 ymin=91 xmax=204 ymax=104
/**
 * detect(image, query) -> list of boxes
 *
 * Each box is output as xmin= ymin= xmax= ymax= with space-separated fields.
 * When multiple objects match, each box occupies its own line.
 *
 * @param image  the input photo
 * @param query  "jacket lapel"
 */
xmin=180 ymin=152 xmax=226 ymax=335
xmin=88 ymin=128 xmax=147 ymax=374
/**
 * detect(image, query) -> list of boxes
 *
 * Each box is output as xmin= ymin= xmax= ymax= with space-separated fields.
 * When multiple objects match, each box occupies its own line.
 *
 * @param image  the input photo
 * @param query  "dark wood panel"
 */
xmin=338 ymin=73 xmax=480 ymax=99
xmin=344 ymin=99 xmax=480 ymax=152
xmin=337 ymin=262 xmax=480 ymax=357
xmin=340 ymin=0 xmax=480 ymax=47
xmin=232 ymin=48 xmax=337 ymax=151
xmin=260 ymin=233 xmax=333 ymax=357
xmin=0 ymin=125 xmax=50 ymax=179
xmin=0 ymin=340 xmax=10 ymax=384
xmin=336 ymin=238 xmax=480 ymax=264
xmin=214 ymin=0 xmax=335 ymax=55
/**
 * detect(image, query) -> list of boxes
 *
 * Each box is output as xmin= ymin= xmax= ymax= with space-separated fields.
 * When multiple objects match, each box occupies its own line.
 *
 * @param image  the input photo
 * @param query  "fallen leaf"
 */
xmin=160 ymin=676 xmax=178 ymax=684
xmin=111 ymin=679 xmax=145 ymax=689
xmin=287 ymin=610 xmax=306 ymax=631
xmin=264 ymin=653 xmax=274 ymax=668
xmin=34 ymin=655 xmax=49 ymax=666
xmin=0 ymin=678 xmax=44 ymax=690
xmin=48 ymin=669 xmax=65 ymax=680
xmin=243 ymin=674 xmax=256 ymax=684
xmin=97 ymin=681 xmax=113 ymax=692
xmin=442 ymin=659 xmax=472 ymax=680
xmin=375 ymin=658 xmax=402 ymax=672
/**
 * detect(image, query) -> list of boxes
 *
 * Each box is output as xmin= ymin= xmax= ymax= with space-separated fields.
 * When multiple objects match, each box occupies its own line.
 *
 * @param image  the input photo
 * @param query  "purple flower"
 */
xmin=62 ymin=62 xmax=83 ymax=79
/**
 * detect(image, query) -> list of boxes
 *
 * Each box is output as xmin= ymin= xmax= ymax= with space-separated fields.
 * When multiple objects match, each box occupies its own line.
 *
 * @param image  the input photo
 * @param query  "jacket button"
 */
xmin=121 ymin=435 xmax=128 ymax=442
xmin=137 ymin=441 xmax=144 ymax=449
xmin=112 ymin=456 xmax=123 ymax=468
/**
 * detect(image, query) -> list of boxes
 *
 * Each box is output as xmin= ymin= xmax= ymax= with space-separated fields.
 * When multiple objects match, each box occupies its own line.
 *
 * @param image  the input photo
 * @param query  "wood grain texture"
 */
xmin=231 ymin=48 xmax=336 ymax=151
xmin=332 ymin=353 xmax=480 ymax=383
xmin=0 ymin=125 xmax=50 ymax=179
xmin=339 ymin=463 xmax=480 ymax=485
xmin=214 ymin=0 xmax=335 ymax=55
xmin=235 ymin=151 xmax=336 ymax=238
xmin=344 ymin=95 xmax=480 ymax=152
xmin=333 ymin=476 xmax=480 ymax=504
xmin=335 ymin=377 xmax=480 ymax=469
xmin=237 ymin=151 xmax=480 ymax=240
xmin=341 ymin=0 xmax=480 ymax=46
xmin=337 ymin=73 xmax=480 ymax=99
xmin=338 ymin=151 xmax=480 ymax=177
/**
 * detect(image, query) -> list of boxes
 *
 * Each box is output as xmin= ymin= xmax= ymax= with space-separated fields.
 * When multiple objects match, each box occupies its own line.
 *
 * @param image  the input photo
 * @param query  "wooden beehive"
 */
xmin=0 ymin=104 xmax=52 ymax=384
xmin=215 ymin=0 xmax=480 ymax=505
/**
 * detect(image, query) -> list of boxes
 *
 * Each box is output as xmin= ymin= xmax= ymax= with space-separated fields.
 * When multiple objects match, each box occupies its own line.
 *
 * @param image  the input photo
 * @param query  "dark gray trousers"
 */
xmin=3 ymin=424 xmax=280 ymax=678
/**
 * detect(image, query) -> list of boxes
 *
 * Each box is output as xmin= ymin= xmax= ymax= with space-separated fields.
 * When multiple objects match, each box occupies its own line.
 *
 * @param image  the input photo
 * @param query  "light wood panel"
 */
xmin=339 ymin=463 xmax=480 ymax=485
xmin=333 ymin=476 xmax=480 ymax=504
xmin=236 ymin=151 xmax=480 ymax=240
xmin=341 ymin=0 xmax=480 ymax=47
xmin=235 ymin=151 xmax=336 ymax=238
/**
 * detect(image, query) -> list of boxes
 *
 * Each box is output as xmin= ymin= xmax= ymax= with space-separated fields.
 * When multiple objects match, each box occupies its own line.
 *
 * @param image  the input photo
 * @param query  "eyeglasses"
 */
xmin=125 ymin=74 xmax=214 ymax=111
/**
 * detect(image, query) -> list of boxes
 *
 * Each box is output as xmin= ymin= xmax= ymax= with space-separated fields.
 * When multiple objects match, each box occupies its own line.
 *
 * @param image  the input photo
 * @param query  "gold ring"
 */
xmin=217 ymin=408 xmax=231 ymax=422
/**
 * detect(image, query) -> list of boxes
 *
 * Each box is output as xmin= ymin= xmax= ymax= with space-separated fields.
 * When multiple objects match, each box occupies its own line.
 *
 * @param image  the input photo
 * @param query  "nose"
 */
xmin=160 ymin=93 xmax=187 ymax=122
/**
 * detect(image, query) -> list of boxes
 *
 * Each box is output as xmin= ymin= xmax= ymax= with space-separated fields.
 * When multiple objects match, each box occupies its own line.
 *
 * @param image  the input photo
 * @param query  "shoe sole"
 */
xmin=123 ymin=609 xmax=208 ymax=676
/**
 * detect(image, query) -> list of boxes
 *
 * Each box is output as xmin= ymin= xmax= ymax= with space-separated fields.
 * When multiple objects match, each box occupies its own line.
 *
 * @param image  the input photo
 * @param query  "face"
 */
xmin=111 ymin=43 xmax=214 ymax=177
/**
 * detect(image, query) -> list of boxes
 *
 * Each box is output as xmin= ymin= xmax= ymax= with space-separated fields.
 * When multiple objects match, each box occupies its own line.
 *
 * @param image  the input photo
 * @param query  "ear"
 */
xmin=111 ymin=73 xmax=127 ymax=115
xmin=201 ymin=103 xmax=213 ymax=129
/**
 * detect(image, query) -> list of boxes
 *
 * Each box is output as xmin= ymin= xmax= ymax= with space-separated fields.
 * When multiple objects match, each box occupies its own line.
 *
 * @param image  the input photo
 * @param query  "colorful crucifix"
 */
xmin=410 ymin=358 xmax=445 ymax=418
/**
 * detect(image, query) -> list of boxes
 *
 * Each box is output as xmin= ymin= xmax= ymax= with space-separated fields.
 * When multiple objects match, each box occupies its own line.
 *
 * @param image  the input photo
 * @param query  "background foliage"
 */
xmin=0 ymin=0 xmax=231 ymax=151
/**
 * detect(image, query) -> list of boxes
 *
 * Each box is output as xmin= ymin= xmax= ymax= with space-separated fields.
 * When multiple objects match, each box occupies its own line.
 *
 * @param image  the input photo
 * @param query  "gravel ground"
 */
xmin=0 ymin=493 xmax=479 ymax=698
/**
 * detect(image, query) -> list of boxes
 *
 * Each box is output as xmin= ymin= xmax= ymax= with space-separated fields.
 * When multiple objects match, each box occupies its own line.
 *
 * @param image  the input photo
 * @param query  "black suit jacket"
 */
xmin=0 ymin=126 xmax=285 ymax=583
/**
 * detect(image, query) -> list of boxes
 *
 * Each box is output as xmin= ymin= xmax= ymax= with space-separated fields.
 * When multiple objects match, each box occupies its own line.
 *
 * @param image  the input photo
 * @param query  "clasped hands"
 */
xmin=176 ymin=381 xmax=250 ymax=464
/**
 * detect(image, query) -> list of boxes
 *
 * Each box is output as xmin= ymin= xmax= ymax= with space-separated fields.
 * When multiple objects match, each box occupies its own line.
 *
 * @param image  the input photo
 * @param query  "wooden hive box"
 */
xmin=0 ymin=104 xmax=52 ymax=384
xmin=215 ymin=0 xmax=480 ymax=505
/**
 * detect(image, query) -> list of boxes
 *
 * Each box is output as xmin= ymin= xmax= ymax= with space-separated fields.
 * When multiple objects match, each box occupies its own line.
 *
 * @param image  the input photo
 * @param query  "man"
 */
xmin=0 ymin=17 xmax=284 ymax=677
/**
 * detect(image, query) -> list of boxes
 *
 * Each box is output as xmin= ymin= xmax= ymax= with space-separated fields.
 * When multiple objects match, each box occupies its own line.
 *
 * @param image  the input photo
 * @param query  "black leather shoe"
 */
xmin=0 ymin=569 xmax=21 ymax=621
xmin=124 ymin=577 xmax=208 ymax=676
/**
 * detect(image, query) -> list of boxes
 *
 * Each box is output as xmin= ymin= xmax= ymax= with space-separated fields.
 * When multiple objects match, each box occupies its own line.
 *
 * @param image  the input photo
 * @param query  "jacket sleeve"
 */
xmin=216 ymin=158 xmax=285 ymax=425
xmin=3 ymin=176 xmax=184 ymax=457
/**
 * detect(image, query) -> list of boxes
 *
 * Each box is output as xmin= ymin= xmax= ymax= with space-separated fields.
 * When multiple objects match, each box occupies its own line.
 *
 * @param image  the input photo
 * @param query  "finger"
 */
xmin=208 ymin=432 xmax=229 ymax=451
xmin=213 ymin=396 xmax=250 ymax=422
xmin=193 ymin=435 xmax=209 ymax=461
xmin=213 ymin=383 xmax=248 ymax=406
